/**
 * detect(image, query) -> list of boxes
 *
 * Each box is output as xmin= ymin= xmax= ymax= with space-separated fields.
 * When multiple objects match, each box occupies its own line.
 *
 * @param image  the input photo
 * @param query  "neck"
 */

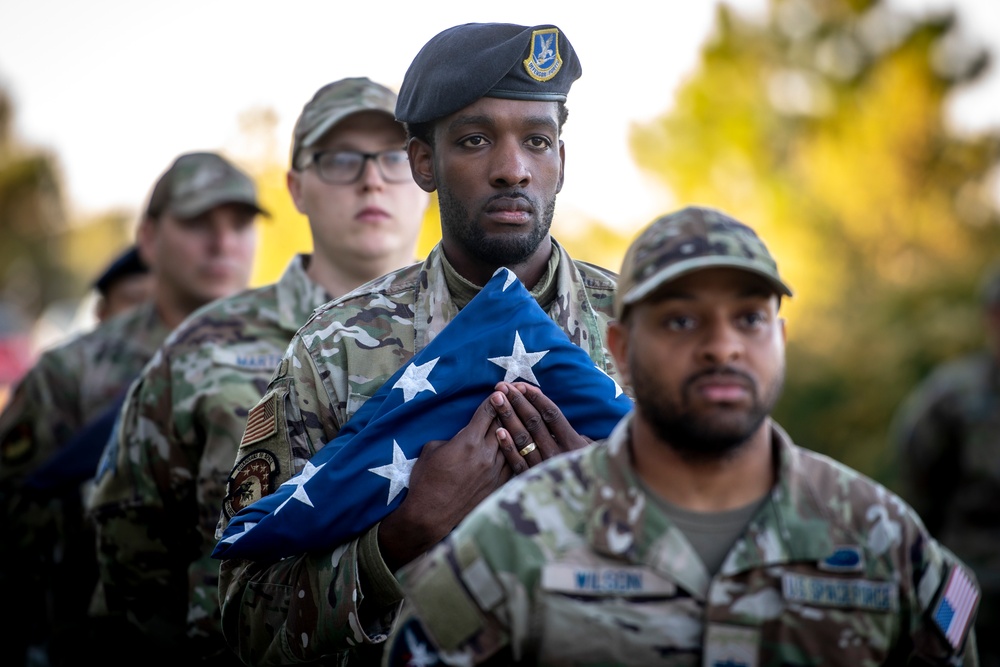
xmin=629 ymin=415 xmax=775 ymax=512
xmin=307 ymin=250 xmax=415 ymax=298
xmin=154 ymin=291 xmax=202 ymax=330
xmin=441 ymin=237 xmax=552 ymax=290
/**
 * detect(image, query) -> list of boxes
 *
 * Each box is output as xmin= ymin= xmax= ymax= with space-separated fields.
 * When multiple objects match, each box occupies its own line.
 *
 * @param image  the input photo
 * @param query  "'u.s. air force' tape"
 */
xmin=782 ymin=573 xmax=898 ymax=611
xmin=542 ymin=565 xmax=677 ymax=597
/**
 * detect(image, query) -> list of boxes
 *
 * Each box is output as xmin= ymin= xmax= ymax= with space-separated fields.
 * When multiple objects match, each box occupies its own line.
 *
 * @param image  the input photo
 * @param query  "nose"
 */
xmin=358 ymin=156 xmax=386 ymax=191
xmin=697 ymin=319 xmax=743 ymax=365
xmin=210 ymin=218 xmax=250 ymax=256
xmin=490 ymin=138 xmax=530 ymax=188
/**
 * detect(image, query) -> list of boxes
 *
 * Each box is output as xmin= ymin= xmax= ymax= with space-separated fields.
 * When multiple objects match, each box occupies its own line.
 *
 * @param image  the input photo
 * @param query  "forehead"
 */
xmin=313 ymin=111 xmax=405 ymax=148
xmin=440 ymin=96 xmax=560 ymax=132
xmin=646 ymin=268 xmax=778 ymax=303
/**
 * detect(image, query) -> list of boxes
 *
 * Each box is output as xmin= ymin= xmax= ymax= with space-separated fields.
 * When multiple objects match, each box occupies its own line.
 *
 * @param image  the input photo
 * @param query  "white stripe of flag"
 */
xmin=941 ymin=567 xmax=978 ymax=648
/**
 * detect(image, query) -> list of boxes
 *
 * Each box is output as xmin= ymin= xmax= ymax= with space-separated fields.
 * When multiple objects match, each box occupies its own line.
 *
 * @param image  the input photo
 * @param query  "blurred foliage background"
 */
xmin=1 ymin=0 xmax=998 ymax=489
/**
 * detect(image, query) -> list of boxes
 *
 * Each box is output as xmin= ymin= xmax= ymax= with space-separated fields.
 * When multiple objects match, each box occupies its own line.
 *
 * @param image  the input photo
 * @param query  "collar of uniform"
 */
xmin=439 ymin=244 xmax=561 ymax=312
xmin=718 ymin=422 xmax=833 ymax=575
xmin=584 ymin=413 xmax=712 ymax=598
xmin=275 ymin=253 xmax=332 ymax=333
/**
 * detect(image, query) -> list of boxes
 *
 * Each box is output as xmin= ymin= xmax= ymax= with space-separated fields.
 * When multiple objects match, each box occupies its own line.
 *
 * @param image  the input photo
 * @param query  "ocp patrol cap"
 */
xmin=615 ymin=206 xmax=793 ymax=320
xmin=145 ymin=151 xmax=268 ymax=220
xmin=291 ymin=77 xmax=399 ymax=169
xmin=395 ymin=22 xmax=582 ymax=124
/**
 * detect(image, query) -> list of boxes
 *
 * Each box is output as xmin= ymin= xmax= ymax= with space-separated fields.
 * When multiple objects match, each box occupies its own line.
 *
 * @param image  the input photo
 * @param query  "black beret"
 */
xmin=94 ymin=246 xmax=149 ymax=296
xmin=395 ymin=23 xmax=582 ymax=124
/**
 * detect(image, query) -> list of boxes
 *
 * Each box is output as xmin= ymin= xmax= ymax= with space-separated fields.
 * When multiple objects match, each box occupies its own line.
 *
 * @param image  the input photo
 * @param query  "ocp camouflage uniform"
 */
xmin=385 ymin=413 xmax=979 ymax=667
xmin=215 ymin=241 xmax=621 ymax=665
xmin=893 ymin=350 xmax=999 ymax=664
xmin=0 ymin=301 xmax=170 ymax=658
xmin=88 ymin=254 xmax=329 ymax=663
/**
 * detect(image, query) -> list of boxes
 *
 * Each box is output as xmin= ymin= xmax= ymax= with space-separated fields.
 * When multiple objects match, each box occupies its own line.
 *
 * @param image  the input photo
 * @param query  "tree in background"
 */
xmin=630 ymin=0 xmax=1000 ymax=483
xmin=0 ymin=87 xmax=71 ymax=323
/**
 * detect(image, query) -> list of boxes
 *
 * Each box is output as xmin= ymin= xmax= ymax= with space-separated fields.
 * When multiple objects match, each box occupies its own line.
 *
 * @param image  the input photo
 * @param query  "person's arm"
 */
xmin=217 ymin=350 xmax=585 ymax=664
xmin=901 ymin=516 xmax=981 ymax=664
xmin=89 ymin=357 xmax=196 ymax=652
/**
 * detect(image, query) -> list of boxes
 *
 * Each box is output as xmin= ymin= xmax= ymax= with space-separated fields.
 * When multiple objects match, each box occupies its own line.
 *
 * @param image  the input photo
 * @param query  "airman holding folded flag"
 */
xmin=215 ymin=21 xmax=631 ymax=666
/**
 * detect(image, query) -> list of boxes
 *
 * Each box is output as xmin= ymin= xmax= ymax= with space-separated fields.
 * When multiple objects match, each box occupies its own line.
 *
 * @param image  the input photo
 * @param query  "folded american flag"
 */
xmin=213 ymin=268 xmax=632 ymax=561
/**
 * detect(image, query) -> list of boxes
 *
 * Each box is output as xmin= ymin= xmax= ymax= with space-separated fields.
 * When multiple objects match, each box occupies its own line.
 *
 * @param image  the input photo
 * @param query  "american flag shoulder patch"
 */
xmin=931 ymin=564 xmax=980 ymax=652
xmin=241 ymin=392 xmax=279 ymax=448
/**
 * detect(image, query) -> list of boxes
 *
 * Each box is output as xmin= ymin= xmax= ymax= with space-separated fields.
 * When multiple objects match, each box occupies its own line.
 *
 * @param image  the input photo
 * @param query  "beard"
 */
xmin=437 ymin=184 xmax=555 ymax=266
xmin=632 ymin=361 xmax=784 ymax=463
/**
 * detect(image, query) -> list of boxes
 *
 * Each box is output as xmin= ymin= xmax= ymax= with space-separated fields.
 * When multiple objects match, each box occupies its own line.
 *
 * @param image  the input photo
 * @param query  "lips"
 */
xmin=688 ymin=371 xmax=754 ymax=402
xmin=485 ymin=197 xmax=532 ymax=214
xmin=484 ymin=196 xmax=533 ymax=225
xmin=357 ymin=206 xmax=389 ymax=222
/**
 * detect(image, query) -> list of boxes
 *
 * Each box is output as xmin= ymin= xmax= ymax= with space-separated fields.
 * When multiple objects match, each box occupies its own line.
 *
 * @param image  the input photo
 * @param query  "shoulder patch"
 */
xmin=385 ymin=616 xmax=440 ymax=667
xmin=223 ymin=449 xmax=279 ymax=519
xmin=931 ymin=565 xmax=980 ymax=652
xmin=241 ymin=393 xmax=278 ymax=448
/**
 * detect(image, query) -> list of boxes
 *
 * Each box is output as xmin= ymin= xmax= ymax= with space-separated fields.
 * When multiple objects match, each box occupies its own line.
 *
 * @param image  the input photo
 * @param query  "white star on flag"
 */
xmin=392 ymin=357 xmax=440 ymax=402
xmin=488 ymin=331 xmax=548 ymax=384
xmin=275 ymin=459 xmax=325 ymax=513
xmin=369 ymin=440 xmax=418 ymax=505
xmin=219 ymin=521 xmax=257 ymax=546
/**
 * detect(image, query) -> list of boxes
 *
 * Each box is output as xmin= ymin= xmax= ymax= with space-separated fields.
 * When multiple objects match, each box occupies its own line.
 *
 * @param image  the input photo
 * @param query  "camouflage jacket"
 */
xmin=892 ymin=350 xmax=1000 ymax=635
xmin=88 ymin=255 xmax=329 ymax=660
xmin=386 ymin=413 xmax=980 ymax=667
xmin=216 ymin=241 xmax=620 ymax=666
xmin=0 ymin=301 xmax=169 ymax=487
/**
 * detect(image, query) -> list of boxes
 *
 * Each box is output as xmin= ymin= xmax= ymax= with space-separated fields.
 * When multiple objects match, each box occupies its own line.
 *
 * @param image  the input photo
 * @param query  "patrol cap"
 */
xmin=615 ymin=206 xmax=793 ymax=320
xmin=396 ymin=22 xmax=582 ymax=124
xmin=93 ymin=245 xmax=149 ymax=297
xmin=291 ymin=77 xmax=399 ymax=168
xmin=145 ymin=152 xmax=268 ymax=220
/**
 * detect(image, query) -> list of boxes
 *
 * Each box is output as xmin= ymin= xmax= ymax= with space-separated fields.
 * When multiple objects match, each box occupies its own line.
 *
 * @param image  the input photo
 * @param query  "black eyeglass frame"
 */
xmin=306 ymin=149 xmax=412 ymax=185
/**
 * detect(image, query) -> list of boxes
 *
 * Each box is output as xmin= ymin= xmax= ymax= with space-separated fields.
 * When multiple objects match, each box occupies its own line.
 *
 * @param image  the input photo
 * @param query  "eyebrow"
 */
xmin=446 ymin=113 xmax=559 ymax=134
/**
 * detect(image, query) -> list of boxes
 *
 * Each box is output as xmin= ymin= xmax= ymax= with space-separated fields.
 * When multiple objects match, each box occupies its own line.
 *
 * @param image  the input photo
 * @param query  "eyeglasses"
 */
xmin=306 ymin=149 xmax=412 ymax=185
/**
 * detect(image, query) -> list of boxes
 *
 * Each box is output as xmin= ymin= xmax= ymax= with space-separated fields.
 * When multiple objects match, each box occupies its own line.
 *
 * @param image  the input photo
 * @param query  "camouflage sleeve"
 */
xmin=383 ymin=504 xmax=533 ymax=667
xmin=0 ymin=350 xmax=82 ymax=486
xmin=900 ymin=511 xmax=981 ymax=665
xmin=0 ymin=354 xmax=83 ymax=608
xmin=89 ymin=353 xmax=197 ymax=647
xmin=891 ymin=380 xmax=957 ymax=533
xmin=217 ymin=336 xmax=405 ymax=665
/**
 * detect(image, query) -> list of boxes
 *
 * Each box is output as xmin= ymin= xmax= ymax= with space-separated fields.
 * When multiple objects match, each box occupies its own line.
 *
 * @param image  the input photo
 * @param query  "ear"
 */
xmin=407 ymin=138 xmax=437 ymax=193
xmin=94 ymin=297 xmax=109 ymax=323
xmin=555 ymin=140 xmax=565 ymax=194
xmin=136 ymin=215 xmax=157 ymax=269
xmin=607 ymin=320 xmax=631 ymax=387
xmin=286 ymin=170 xmax=307 ymax=214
